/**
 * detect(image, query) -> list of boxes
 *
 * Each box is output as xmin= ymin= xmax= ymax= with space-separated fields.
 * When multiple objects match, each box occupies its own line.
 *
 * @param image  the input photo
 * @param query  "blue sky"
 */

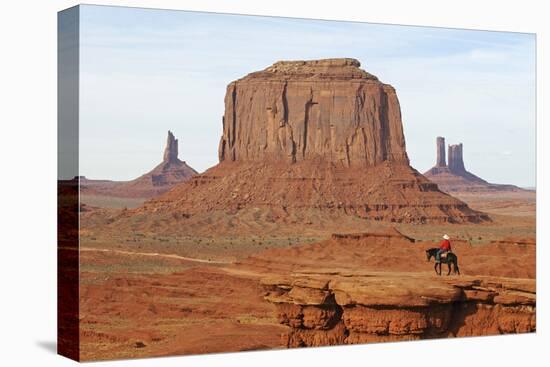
xmin=78 ymin=5 xmax=536 ymax=187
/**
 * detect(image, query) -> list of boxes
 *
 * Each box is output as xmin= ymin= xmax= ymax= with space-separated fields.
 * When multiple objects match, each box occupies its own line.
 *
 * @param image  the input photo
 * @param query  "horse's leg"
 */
xmin=447 ymin=262 xmax=451 ymax=276
xmin=454 ymin=260 xmax=460 ymax=275
xmin=434 ymin=262 xmax=438 ymax=275
xmin=437 ymin=263 xmax=442 ymax=276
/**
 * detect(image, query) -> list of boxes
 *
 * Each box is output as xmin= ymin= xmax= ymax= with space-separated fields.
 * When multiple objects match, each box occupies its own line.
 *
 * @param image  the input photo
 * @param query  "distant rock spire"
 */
xmin=163 ymin=131 xmax=179 ymax=163
xmin=448 ymin=143 xmax=465 ymax=173
xmin=436 ymin=136 xmax=446 ymax=167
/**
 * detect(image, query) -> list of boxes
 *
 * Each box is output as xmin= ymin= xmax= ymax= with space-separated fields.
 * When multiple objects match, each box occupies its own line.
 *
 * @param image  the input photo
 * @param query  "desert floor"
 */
xmin=75 ymin=190 xmax=535 ymax=361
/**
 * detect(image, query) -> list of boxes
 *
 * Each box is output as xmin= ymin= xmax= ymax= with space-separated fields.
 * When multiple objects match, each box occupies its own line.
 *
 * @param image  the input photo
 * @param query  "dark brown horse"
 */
xmin=426 ymin=248 xmax=460 ymax=276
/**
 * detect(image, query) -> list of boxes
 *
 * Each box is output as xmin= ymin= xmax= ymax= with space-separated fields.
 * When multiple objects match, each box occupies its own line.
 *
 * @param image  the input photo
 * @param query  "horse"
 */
xmin=425 ymin=248 xmax=460 ymax=276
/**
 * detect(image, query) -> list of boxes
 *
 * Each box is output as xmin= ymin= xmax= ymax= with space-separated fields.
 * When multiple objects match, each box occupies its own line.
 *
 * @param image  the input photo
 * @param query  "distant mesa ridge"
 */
xmin=424 ymin=136 xmax=523 ymax=193
xmin=130 ymin=58 xmax=489 ymax=226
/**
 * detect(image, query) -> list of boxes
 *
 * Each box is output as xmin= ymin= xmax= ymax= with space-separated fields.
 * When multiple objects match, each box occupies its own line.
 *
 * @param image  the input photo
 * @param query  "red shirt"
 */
xmin=439 ymin=239 xmax=451 ymax=251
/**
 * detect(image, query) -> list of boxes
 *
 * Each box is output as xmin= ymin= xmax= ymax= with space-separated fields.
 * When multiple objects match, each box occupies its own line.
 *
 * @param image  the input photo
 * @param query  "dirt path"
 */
xmin=60 ymin=246 xmax=233 ymax=264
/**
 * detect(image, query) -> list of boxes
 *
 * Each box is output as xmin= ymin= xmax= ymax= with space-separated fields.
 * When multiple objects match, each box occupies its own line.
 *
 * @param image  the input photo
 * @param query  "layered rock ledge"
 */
xmin=261 ymin=271 xmax=535 ymax=347
xmin=238 ymin=228 xmax=537 ymax=347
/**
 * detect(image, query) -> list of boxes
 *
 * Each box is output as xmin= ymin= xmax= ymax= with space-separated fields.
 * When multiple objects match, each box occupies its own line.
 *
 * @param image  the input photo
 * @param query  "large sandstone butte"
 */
xmin=218 ymin=58 xmax=407 ymax=166
xmin=130 ymin=59 xmax=489 ymax=227
xmin=81 ymin=131 xmax=197 ymax=199
xmin=424 ymin=137 xmax=525 ymax=193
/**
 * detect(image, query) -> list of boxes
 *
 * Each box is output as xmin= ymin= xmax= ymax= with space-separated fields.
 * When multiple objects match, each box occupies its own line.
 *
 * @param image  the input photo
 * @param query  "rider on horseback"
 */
xmin=436 ymin=234 xmax=452 ymax=262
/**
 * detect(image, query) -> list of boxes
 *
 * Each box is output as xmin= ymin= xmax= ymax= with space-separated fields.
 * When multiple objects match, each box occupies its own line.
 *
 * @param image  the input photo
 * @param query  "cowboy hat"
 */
xmin=443 ymin=234 xmax=450 ymax=240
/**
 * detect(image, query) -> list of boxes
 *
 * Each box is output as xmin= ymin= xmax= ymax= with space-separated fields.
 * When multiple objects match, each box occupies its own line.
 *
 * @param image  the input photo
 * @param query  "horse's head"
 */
xmin=426 ymin=249 xmax=433 ymax=261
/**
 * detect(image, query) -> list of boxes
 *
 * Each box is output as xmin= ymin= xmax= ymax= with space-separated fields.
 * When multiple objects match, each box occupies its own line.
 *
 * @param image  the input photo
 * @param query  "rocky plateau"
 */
xmin=246 ymin=229 xmax=536 ymax=347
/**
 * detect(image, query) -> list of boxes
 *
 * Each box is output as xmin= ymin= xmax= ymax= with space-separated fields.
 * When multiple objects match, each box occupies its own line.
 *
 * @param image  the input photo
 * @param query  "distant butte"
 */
xmin=424 ymin=136 xmax=525 ymax=193
xmin=218 ymin=58 xmax=406 ymax=166
xmin=124 ymin=58 xmax=489 ymax=228
xmin=81 ymin=131 xmax=197 ymax=199
xmin=122 ymin=130 xmax=198 ymax=192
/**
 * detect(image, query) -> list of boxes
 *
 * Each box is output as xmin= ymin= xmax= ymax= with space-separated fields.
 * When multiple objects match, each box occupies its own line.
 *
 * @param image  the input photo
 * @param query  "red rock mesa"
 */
xmin=218 ymin=58 xmax=408 ymax=166
xmin=134 ymin=59 xmax=488 ymax=226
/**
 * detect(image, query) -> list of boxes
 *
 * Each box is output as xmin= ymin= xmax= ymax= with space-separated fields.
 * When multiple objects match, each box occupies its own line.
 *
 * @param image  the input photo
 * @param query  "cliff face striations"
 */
xmin=219 ymin=58 xmax=408 ymax=167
